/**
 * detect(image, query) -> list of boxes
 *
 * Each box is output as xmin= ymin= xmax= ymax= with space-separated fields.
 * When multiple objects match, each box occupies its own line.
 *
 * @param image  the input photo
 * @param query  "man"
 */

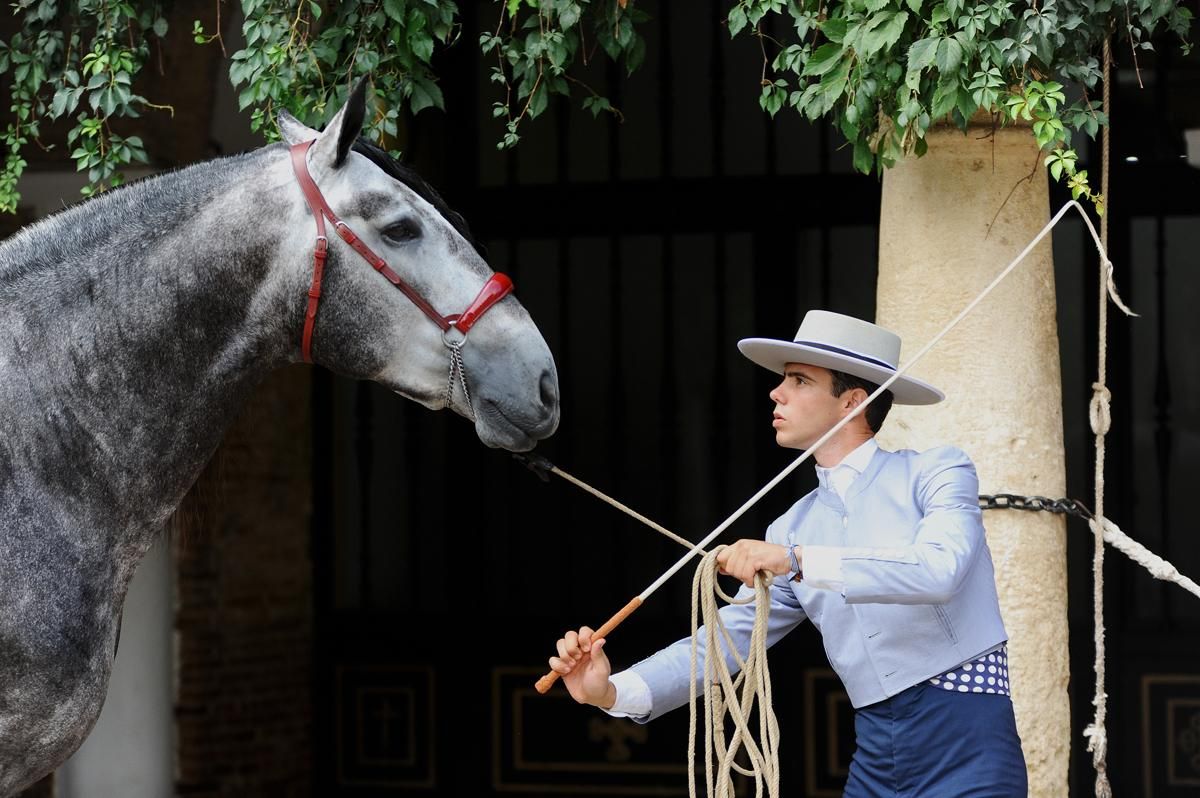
xmin=549 ymin=310 xmax=1027 ymax=796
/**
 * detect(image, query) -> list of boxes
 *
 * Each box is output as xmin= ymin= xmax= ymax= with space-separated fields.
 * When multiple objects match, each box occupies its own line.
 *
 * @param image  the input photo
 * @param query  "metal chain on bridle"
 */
xmin=445 ymin=336 xmax=473 ymax=417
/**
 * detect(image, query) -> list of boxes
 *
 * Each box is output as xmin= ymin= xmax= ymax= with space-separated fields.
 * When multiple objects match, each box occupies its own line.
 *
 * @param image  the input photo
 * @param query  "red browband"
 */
xmin=289 ymin=140 xmax=513 ymax=363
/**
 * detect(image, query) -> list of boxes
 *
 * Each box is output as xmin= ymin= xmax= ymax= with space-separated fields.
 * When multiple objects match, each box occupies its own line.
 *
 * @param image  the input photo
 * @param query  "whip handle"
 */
xmin=534 ymin=596 xmax=644 ymax=694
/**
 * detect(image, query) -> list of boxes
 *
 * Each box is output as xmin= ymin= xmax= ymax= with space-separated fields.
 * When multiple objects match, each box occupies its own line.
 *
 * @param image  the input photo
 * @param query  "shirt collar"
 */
xmin=840 ymin=437 xmax=879 ymax=473
xmin=814 ymin=437 xmax=879 ymax=490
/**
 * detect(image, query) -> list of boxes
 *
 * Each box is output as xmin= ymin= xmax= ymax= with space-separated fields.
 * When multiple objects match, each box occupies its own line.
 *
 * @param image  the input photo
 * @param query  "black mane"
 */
xmin=351 ymin=139 xmax=484 ymax=259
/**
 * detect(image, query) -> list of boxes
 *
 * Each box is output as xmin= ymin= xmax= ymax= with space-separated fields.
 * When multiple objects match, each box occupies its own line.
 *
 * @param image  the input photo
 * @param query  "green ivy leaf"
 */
xmin=818 ymin=52 xmax=852 ymax=106
xmin=861 ymin=11 xmax=910 ymax=57
xmin=907 ymin=37 xmax=940 ymax=73
xmin=527 ymin=81 xmax=548 ymax=117
xmin=853 ymin=136 xmax=874 ymax=173
xmin=935 ymin=36 xmax=963 ymax=72
xmin=822 ymin=18 xmax=849 ymax=43
xmin=728 ymin=6 xmax=749 ymax=37
xmin=802 ymin=43 xmax=845 ymax=77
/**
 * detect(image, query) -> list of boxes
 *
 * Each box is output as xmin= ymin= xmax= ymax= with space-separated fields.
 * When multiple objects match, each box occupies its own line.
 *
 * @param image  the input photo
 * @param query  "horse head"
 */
xmin=276 ymin=81 xmax=559 ymax=451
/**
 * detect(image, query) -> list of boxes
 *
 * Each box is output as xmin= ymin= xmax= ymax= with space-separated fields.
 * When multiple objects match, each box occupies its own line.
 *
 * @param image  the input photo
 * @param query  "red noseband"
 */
xmin=289 ymin=140 xmax=514 ymax=363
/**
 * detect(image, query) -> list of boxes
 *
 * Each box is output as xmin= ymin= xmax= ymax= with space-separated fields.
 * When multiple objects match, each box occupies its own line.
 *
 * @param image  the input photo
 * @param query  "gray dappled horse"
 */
xmin=0 ymin=83 xmax=559 ymax=794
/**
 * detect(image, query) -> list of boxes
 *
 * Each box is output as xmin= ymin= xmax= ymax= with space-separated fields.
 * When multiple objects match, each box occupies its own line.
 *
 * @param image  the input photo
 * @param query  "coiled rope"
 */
xmin=688 ymin=547 xmax=780 ymax=798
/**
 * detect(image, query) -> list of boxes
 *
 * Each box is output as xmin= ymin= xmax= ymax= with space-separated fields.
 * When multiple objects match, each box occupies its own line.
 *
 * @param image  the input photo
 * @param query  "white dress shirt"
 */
xmin=802 ymin=437 xmax=878 ymax=591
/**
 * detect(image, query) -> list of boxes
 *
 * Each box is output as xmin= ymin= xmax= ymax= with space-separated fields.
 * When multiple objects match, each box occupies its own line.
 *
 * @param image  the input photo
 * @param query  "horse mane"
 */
xmin=0 ymin=140 xmax=484 ymax=290
xmin=0 ymin=150 xmax=267 ymax=285
xmin=350 ymin=138 xmax=485 ymax=259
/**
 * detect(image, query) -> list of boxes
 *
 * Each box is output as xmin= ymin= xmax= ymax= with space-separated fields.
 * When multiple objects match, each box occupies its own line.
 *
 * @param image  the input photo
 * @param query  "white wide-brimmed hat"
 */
xmin=737 ymin=310 xmax=944 ymax=405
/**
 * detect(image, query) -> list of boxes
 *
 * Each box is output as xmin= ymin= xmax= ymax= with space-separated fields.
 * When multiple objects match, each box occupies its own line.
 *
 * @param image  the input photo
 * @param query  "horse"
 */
xmin=0 ymin=81 xmax=560 ymax=795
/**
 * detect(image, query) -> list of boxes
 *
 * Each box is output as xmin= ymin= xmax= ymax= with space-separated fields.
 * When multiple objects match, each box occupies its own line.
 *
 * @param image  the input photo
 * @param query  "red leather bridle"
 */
xmin=289 ymin=139 xmax=513 ymax=412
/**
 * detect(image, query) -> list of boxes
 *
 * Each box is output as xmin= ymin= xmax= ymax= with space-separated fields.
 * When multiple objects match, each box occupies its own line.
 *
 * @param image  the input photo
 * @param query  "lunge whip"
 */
xmin=513 ymin=453 xmax=707 ymax=557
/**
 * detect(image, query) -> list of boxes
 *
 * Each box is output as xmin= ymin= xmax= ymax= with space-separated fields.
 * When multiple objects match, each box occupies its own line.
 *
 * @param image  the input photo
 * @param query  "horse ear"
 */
xmin=334 ymin=78 xmax=368 ymax=167
xmin=305 ymin=78 xmax=369 ymax=171
xmin=277 ymin=109 xmax=319 ymax=145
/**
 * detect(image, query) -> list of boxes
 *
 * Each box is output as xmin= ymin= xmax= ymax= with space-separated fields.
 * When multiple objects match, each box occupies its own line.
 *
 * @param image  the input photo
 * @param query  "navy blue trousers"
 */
xmin=843 ymin=682 xmax=1027 ymax=797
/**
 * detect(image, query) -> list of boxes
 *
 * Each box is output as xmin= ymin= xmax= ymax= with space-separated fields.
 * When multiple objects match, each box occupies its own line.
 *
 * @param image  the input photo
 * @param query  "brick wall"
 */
xmin=174 ymin=368 xmax=314 ymax=797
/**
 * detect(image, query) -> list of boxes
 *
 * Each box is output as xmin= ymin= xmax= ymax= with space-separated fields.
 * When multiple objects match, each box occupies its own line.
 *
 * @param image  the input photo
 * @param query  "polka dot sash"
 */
xmin=928 ymin=646 xmax=1010 ymax=696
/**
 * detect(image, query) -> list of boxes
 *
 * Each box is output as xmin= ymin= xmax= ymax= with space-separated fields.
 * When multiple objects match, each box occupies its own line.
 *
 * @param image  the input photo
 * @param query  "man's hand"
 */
xmin=716 ymin=539 xmax=798 ymax=587
xmin=548 ymin=626 xmax=617 ymax=708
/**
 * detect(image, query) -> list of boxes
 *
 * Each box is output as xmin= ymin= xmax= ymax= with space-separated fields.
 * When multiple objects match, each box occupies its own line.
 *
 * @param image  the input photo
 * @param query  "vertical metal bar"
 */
xmin=609 ymin=236 xmax=626 ymax=586
xmin=608 ymin=29 xmax=623 ymax=179
xmin=310 ymin=368 xmax=334 ymax=793
xmin=659 ymin=232 xmax=679 ymax=599
xmin=1153 ymin=45 xmax=1174 ymax=629
xmin=710 ymin=0 xmax=726 ymax=178
xmin=820 ymin=225 xmax=832 ymax=309
xmin=659 ymin=1 xmax=673 ymax=179
xmin=713 ymin=234 xmax=730 ymax=512
xmin=355 ymin=381 xmax=374 ymax=608
xmin=1153 ymin=214 xmax=1172 ymax=625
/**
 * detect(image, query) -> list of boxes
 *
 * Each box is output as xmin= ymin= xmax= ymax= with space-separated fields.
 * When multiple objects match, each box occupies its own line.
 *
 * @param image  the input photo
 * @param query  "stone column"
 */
xmin=874 ymin=122 xmax=1069 ymax=796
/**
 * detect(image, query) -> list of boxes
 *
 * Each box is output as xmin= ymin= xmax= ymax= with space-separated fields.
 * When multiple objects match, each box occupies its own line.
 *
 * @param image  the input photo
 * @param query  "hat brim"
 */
xmin=737 ymin=338 xmax=945 ymax=406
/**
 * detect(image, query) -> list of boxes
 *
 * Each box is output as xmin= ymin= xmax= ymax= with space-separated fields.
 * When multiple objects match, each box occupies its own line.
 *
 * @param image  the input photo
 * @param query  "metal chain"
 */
xmin=979 ymin=493 xmax=1094 ymax=521
xmin=444 ymin=341 xmax=473 ymax=419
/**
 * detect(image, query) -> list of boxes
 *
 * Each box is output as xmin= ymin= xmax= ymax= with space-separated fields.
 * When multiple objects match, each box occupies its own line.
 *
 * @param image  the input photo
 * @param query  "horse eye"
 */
xmin=382 ymin=218 xmax=422 ymax=244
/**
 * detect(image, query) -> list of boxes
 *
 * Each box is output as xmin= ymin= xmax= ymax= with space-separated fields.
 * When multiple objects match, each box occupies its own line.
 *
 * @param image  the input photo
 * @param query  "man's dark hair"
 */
xmin=829 ymin=369 xmax=893 ymax=433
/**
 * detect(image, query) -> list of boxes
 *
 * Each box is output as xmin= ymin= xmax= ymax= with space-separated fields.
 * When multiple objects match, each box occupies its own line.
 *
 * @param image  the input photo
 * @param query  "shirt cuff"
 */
xmin=801 ymin=545 xmax=844 ymax=592
xmin=602 ymin=670 xmax=652 ymax=718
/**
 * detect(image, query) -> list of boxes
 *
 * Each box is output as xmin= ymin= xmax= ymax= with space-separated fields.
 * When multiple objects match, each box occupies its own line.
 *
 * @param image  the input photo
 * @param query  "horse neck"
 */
xmin=0 ymin=149 xmax=305 ymax=542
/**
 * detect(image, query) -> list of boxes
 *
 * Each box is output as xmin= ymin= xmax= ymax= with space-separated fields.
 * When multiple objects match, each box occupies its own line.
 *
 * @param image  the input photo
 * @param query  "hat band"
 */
xmin=793 ymin=340 xmax=896 ymax=371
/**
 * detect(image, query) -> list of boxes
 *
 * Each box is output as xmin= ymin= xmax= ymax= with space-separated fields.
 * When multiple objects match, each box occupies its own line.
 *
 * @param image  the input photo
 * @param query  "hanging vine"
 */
xmin=728 ymin=0 xmax=1191 ymax=211
xmin=0 ymin=0 xmax=169 ymax=212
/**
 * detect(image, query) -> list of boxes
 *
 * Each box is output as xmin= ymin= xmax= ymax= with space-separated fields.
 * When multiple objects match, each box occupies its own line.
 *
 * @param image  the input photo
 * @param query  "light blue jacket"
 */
xmin=629 ymin=445 xmax=1008 ymax=715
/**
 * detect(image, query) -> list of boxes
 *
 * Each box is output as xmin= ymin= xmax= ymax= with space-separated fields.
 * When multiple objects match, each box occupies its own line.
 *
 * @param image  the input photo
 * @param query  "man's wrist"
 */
xmin=597 ymin=680 xmax=617 ymax=710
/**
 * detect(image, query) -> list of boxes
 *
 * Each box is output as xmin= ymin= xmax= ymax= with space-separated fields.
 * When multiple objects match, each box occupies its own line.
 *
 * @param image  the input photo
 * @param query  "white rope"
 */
xmin=1093 ymin=516 xmax=1200 ymax=599
xmin=688 ymin=547 xmax=780 ymax=798
xmin=1085 ymin=37 xmax=1117 ymax=798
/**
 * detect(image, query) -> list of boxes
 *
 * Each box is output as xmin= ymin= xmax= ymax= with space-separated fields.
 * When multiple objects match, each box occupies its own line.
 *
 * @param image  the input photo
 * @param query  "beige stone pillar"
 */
xmin=874 ymin=123 xmax=1069 ymax=796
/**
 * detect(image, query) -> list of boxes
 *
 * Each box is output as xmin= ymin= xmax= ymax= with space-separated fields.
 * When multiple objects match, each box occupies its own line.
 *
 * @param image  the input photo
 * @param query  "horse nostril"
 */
xmin=539 ymin=369 xmax=557 ymax=408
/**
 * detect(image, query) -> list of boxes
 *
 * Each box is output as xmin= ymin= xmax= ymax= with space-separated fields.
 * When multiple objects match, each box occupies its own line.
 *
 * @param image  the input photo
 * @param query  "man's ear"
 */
xmin=305 ymin=77 xmax=369 ymax=172
xmin=844 ymin=387 xmax=869 ymax=411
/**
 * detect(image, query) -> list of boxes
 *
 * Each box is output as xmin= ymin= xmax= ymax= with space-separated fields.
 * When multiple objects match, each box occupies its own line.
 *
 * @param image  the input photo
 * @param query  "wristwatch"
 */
xmin=785 ymin=544 xmax=802 ymax=583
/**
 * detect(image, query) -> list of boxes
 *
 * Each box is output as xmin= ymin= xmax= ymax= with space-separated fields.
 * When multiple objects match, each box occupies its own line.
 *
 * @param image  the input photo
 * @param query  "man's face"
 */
xmin=768 ymin=363 xmax=848 ymax=450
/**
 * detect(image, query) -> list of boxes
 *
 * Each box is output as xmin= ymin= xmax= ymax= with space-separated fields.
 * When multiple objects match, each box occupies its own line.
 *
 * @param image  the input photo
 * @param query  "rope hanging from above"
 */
xmin=1084 ymin=35 xmax=1116 ymax=798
